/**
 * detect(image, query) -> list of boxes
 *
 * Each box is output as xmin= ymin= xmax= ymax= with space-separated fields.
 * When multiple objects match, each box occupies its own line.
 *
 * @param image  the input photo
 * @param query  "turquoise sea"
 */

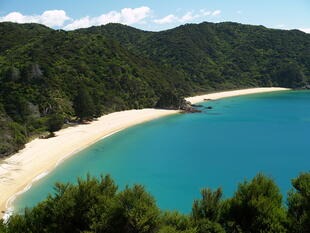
xmin=13 ymin=90 xmax=310 ymax=213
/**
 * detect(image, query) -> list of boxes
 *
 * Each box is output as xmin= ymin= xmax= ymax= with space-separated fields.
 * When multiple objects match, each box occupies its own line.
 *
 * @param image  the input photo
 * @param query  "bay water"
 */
xmin=13 ymin=90 xmax=310 ymax=213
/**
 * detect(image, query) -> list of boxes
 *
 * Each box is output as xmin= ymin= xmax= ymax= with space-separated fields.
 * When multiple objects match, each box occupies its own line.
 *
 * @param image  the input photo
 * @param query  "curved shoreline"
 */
xmin=0 ymin=109 xmax=179 ymax=220
xmin=0 ymin=87 xmax=290 ymax=219
xmin=186 ymin=87 xmax=291 ymax=104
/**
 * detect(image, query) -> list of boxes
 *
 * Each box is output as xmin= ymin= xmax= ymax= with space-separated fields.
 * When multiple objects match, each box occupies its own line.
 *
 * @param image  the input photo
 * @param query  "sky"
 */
xmin=0 ymin=0 xmax=309 ymax=33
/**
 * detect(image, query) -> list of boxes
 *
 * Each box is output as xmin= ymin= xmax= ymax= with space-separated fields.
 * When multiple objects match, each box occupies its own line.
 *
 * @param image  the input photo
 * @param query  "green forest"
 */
xmin=0 ymin=21 xmax=309 ymax=157
xmin=1 ymin=172 xmax=310 ymax=233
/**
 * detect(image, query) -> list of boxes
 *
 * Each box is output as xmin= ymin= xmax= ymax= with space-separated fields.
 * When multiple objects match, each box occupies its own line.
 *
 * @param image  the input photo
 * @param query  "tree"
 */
xmin=6 ymin=175 xmax=118 ymax=233
xmin=225 ymin=173 xmax=288 ymax=233
xmin=0 ymin=219 xmax=6 ymax=233
xmin=4 ymin=173 xmax=310 ymax=232
xmin=287 ymin=172 xmax=310 ymax=233
xmin=115 ymin=185 xmax=161 ymax=233
xmin=155 ymin=91 xmax=182 ymax=110
xmin=273 ymin=63 xmax=306 ymax=88
xmin=73 ymin=85 xmax=95 ymax=121
xmin=9 ymin=122 xmax=27 ymax=149
xmin=192 ymin=188 xmax=226 ymax=233
xmin=47 ymin=114 xmax=64 ymax=136
xmin=192 ymin=188 xmax=223 ymax=222
xmin=160 ymin=211 xmax=193 ymax=232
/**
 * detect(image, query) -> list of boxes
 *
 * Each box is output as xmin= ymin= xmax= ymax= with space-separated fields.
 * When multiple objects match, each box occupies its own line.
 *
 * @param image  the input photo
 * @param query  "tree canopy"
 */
xmin=47 ymin=114 xmax=64 ymax=135
xmin=2 ymin=172 xmax=310 ymax=233
xmin=73 ymin=85 xmax=96 ymax=121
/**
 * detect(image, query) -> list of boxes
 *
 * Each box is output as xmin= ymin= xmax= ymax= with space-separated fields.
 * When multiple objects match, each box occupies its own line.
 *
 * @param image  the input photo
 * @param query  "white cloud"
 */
xmin=64 ymin=6 xmax=151 ymax=30
xmin=236 ymin=10 xmax=242 ymax=15
xmin=120 ymin=7 xmax=150 ymax=24
xmin=276 ymin=24 xmax=286 ymax=29
xmin=0 ymin=12 xmax=32 ymax=23
xmin=211 ymin=10 xmax=221 ymax=16
xmin=153 ymin=14 xmax=178 ymax=24
xmin=200 ymin=9 xmax=212 ymax=16
xmin=154 ymin=9 xmax=221 ymax=24
xmin=179 ymin=12 xmax=196 ymax=22
xmin=64 ymin=17 xmax=91 ymax=30
xmin=274 ymin=25 xmax=310 ymax=33
xmin=299 ymin=28 xmax=310 ymax=33
xmin=40 ymin=10 xmax=70 ymax=27
xmin=0 ymin=10 xmax=70 ymax=27
xmin=0 ymin=7 xmax=224 ymax=30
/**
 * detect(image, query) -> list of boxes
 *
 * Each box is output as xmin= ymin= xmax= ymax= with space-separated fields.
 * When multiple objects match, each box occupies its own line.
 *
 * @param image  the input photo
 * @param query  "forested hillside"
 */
xmin=83 ymin=22 xmax=310 ymax=90
xmin=0 ymin=21 xmax=309 ymax=157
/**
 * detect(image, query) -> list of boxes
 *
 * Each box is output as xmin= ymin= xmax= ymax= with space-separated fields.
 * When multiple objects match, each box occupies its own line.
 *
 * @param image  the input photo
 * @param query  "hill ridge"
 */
xmin=0 ymin=21 xmax=309 ymax=157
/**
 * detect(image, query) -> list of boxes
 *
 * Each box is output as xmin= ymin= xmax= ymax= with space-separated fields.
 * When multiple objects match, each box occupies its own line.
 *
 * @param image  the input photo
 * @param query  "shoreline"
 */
xmin=0 ymin=109 xmax=179 ymax=220
xmin=186 ymin=87 xmax=291 ymax=104
xmin=0 ymin=87 xmax=290 ymax=219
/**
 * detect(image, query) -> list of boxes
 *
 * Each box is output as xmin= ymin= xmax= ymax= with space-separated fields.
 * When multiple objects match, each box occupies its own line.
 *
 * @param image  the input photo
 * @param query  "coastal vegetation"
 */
xmin=47 ymin=114 xmax=64 ymax=137
xmin=0 ymin=21 xmax=309 ymax=157
xmin=1 ymin=172 xmax=309 ymax=233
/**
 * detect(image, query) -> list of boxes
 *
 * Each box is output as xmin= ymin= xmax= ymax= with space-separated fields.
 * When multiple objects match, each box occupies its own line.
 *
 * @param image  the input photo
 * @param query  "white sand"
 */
xmin=185 ymin=87 xmax=290 ymax=104
xmin=0 ymin=87 xmax=290 ymax=219
xmin=0 ymin=109 xmax=179 ymax=218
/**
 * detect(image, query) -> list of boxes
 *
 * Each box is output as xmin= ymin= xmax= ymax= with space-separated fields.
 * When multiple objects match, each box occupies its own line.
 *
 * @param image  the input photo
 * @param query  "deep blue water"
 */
xmin=14 ymin=90 xmax=310 ymax=213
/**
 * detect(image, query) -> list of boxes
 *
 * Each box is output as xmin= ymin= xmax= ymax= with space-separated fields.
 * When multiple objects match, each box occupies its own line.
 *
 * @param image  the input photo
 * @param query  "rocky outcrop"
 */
xmin=180 ymin=100 xmax=202 ymax=113
xmin=298 ymin=85 xmax=310 ymax=90
xmin=191 ymin=104 xmax=204 ymax=108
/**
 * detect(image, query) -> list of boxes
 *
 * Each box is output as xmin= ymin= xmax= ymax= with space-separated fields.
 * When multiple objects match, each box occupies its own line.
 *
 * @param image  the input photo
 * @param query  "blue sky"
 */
xmin=0 ymin=0 xmax=309 ymax=33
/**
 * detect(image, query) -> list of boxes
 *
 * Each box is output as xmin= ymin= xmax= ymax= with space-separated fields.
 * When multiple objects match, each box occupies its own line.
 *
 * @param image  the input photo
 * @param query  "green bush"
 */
xmin=287 ymin=173 xmax=310 ymax=233
xmin=47 ymin=114 xmax=64 ymax=134
xmin=9 ymin=122 xmax=27 ymax=147
xmin=4 ymin=173 xmax=310 ymax=233
xmin=224 ymin=174 xmax=288 ymax=233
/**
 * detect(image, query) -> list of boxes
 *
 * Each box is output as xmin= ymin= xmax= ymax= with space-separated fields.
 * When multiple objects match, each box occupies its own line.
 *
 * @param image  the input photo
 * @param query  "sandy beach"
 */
xmin=186 ymin=87 xmax=290 ymax=104
xmin=0 ymin=87 xmax=290 ymax=219
xmin=0 ymin=109 xmax=179 ymax=219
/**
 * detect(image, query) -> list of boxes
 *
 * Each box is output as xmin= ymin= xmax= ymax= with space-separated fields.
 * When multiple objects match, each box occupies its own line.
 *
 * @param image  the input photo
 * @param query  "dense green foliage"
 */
xmin=155 ymin=91 xmax=184 ymax=109
xmin=47 ymin=114 xmax=64 ymax=135
xmin=287 ymin=173 xmax=310 ymax=233
xmin=2 ymin=172 xmax=310 ymax=233
xmin=83 ymin=22 xmax=310 ymax=90
xmin=73 ymin=85 xmax=96 ymax=121
xmin=0 ymin=112 xmax=28 ymax=156
xmin=224 ymin=174 xmax=287 ymax=232
xmin=0 ymin=21 xmax=309 ymax=157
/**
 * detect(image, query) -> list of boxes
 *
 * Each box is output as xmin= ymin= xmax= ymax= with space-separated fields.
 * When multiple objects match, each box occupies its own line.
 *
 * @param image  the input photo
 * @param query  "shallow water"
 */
xmin=14 ymin=90 xmax=310 ymax=213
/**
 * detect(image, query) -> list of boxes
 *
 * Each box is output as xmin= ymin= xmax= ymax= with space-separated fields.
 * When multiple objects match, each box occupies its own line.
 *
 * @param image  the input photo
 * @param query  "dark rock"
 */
xmin=180 ymin=100 xmax=202 ymax=113
xmin=294 ymin=85 xmax=310 ymax=90
xmin=191 ymin=104 xmax=203 ymax=108
xmin=181 ymin=108 xmax=202 ymax=113
xmin=204 ymin=98 xmax=213 ymax=101
xmin=205 ymin=106 xmax=213 ymax=109
xmin=301 ymin=85 xmax=310 ymax=89
xmin=179 ymin=100 xmax=192 ymax=110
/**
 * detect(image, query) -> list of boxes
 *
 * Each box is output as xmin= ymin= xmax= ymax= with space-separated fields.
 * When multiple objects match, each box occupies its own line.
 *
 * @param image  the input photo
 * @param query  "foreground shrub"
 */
xmin=3 ymin=172 xmax=310 ymax=233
